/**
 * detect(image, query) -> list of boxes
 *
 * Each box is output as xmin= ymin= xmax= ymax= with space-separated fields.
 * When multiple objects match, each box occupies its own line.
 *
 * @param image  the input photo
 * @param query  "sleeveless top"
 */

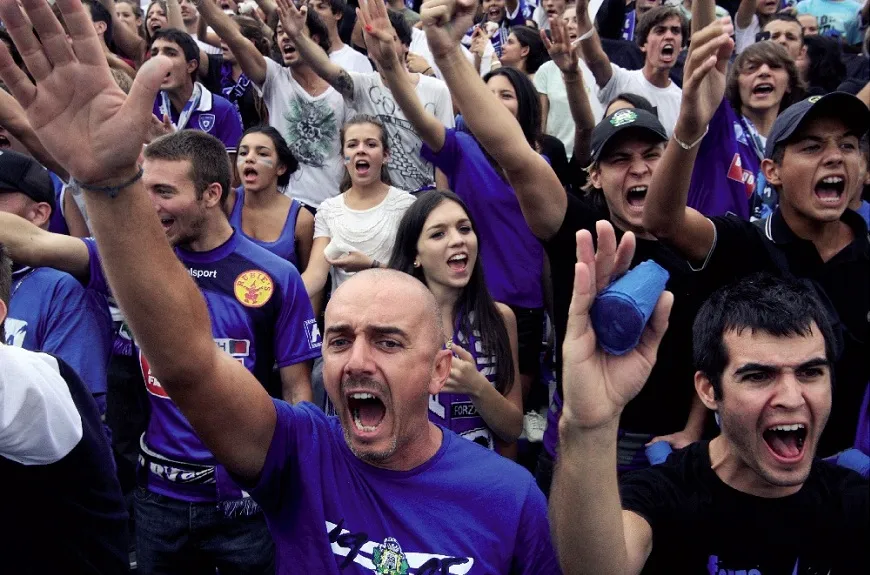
xmin=229 ymin=187 xmax=302 ymax=267
xmin=428 ymin=310 xmax=500 ymax=450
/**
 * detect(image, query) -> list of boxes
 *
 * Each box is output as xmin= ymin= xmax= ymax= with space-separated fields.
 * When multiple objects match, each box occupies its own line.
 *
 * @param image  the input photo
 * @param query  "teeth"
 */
xmin=768 ymin=424 xmax=806 ymax=432
xmin=822 ymin=176 xmax=844 ymax=184
xmin=350 ymin=392 xmax=374 ymax=400
xmin=628 ymin=186 xmax=648 ymax=193
xmin=352 ymin=410 xmax=378 ymax=432
xmin=448 ymin=255 xmax=467 ymax=262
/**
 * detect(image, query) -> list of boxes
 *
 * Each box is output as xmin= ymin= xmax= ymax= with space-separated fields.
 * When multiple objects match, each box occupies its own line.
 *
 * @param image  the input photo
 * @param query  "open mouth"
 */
xmin=0 ymin=133 xmax=10 ymax=148
xmin=354 ymin=159 xmax=371 ymax=176
xmin=626 ymin=185 xmax=648 ymax=207
xmin=487 ymin=8 xmax=502 ymax=21
xmin=242 ymin=166 xmax=259 ymax=182
xmin=661 ymin=44 xmax=675 ymax=60
xmin=762 ymin=423 xmax=807 ymax=461
xmin=159 ymin=216 xmax=175 ymax=231
xmin=149 ymin=22 xmax=163 ymax=33
xmin=447 ymin=253 xmax=468 ymax=273
xmin=752 ymin=83 xmax=775 ymax=97
xmin=347 ymin=392 xmax=386 ymax=433
xmin=281 ymin=43 xmax=297 ymax=58
xmin=814 ymin=175 xmax=845 ymax=204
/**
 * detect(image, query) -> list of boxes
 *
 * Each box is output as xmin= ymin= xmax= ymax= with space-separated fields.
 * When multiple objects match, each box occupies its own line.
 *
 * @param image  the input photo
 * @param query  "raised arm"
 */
xmin=691 ymin=0 xmax=716 ymax=33
xmin=97 ymin=0 xmax=147 ymax=63
xmin=421 ymin=0 xmax=566 ymax=240
xmin=0 ymin=0 xmax=276 ymax=481
xmin=543 ymin=16 xmax=595 ymax=168
xmin=0 ymin=212 xmax=90 ymax=278
xmin=165 ymin=0 xmax=185 ymax=30
xmin=642 ymin=18 xmax=733 ymax=263
xmin=0 ymin=89 xmax=68 ymax=179
xmin=275 ymin=0 xmax=355 ymax=100
xmin=575 ymin=0 xmax=613 ymax=89
xmin=552 ymin=222 xmax=672 ymax=575
xmin=735 ymin=0 xmax=757 ymax=29
xmin=199 ymin=0 xmax=267 ymax=84
xmin=358 ymin=0 xmax=445 ymax=151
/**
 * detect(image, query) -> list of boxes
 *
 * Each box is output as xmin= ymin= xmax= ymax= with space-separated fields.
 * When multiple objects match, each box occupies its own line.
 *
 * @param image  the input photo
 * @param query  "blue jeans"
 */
xmin=134 ymin=488 xmax=275 ymax=574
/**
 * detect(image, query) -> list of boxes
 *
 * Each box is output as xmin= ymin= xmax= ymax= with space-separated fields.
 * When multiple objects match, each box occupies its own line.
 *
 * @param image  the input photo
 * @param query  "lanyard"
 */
xmin=739 ymin=114 xmax=766 ymax=162
xmin=11 ymin=267 xmax=36 ymax=299
xmin=160 ymin=83 xmax=202 ymax=131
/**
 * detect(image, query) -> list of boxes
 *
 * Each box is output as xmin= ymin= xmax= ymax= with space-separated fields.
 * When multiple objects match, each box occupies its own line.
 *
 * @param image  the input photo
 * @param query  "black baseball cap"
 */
xmin=0 ymin=150 xmax=55 ymax=212
xmin=764 ymin=92 xmax=870 ymax=159
xmin=589 ymin=108 xmax=669 ymax=164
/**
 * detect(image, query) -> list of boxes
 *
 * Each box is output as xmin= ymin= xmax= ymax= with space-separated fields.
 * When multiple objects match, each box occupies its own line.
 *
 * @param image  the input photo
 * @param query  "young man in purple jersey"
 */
xmin=0 ymin=130 xmax=319 ymax=572
xmin=0 ymin=1 xmax=558 ymax=572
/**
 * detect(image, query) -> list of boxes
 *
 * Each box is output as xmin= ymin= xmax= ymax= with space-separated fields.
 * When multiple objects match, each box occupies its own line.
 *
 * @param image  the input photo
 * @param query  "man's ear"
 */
xmin=588 ymin=165 xmax=602 ymax=189
xmin=186 ymin=58 xmax=199 ymax=76
xmin=695 ymin=371 xmax=718 ymax=411
xmin=761 ymin=158 xmax=782 ymax=188
xmin=0 ymin=297 xmax=7 ymax=326
xmin=428 ymin=349 xmax=452 ymax=396
xmin=94 ymin=20 xmax=107 ymax=37
xmin=202 ymin=182 xmax=224 ymax=208
xmin=28 ymin=201 xmax=52 ymax=229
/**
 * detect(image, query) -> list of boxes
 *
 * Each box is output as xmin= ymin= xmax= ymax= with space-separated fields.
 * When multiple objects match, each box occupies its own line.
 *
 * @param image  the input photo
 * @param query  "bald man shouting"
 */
xmin=0 ymin=1 xmax=558 ymax=572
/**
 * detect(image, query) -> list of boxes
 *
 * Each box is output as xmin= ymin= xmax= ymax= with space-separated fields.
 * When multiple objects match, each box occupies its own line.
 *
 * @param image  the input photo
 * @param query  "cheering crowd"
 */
xmin=0 ymin=0 xmax=868 ymax=572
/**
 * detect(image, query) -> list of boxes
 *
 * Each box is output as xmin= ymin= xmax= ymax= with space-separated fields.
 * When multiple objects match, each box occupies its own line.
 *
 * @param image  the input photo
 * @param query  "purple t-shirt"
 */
xmin=687 ymin=99 xmax=760 ymax=220
xmin=84 ymin=233 xmax=321 ymax=501
xmin=246 ymin=400 xmax=559 ymax=574
xmin=422 ymin=129 xmax=544 ymax=308
xmin=152 ymin=84 xmax=243 ymax=153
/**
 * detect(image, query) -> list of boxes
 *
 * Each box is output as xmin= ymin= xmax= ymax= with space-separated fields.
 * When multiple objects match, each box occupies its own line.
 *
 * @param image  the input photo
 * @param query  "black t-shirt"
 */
xmin=544 ymin=193 xmax=709 ymax=435
xmin=539 ymin=134 xmax=571 ymax=189
xmin=698 ymin=211 xmax=870 ymax=455
xmin=621 ymin=441 xmax=869 ymax=574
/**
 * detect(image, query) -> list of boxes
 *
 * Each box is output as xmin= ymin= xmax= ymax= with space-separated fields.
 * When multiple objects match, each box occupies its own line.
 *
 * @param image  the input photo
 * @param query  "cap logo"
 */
xmin=610 ymin=109 xmax=637 ymax=127
xmin=807 ymin=95 xmax=822 ymax=104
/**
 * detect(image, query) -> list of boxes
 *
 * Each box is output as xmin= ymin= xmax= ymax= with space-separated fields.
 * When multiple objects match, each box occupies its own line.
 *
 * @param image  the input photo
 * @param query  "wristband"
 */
xmin=70 ymin=166 xmax=144 ymax=199
xmin=578 ymin=27 xmax=595 ymax=41
xmin=673 ymin=125 xmax=709 ymax=150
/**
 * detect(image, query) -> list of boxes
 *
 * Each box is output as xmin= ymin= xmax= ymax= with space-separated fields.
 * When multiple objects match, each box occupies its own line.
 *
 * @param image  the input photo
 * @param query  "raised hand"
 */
xmin=542 ymin=16 xmax=579 ymax=74
xmin=357 ymin=0 xmax=400 ymax=69
xmin=678 ymin=16 xmax=734 ymax=140
xmin=469 ymin=25 xmax=488 ymax=58
xmin=274 ymin=0 xmax=307 ymax=40
xmin=442 ymin=344 xmax=486 ymax=396
xmin=420 ymin=0 xmax=477 ymax=59
xmin=561 ymin=221 xmax=673 ymax=430
xmin=0 ymin=0 xmax=171 ymax=186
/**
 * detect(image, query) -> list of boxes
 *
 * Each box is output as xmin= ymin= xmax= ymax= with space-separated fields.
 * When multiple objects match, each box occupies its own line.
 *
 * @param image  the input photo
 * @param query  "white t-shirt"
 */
xmin=0 ymin=345 xmax=82 ymax=465
xmin=257 ymin=58 xmax=350 ymax=208
xmin=346 ymin=71 xmax=456 ymax=192
xmin=735 ymin=14 xmax=761 ymax=55
xmin=193 ymin=34 xmax=222 ymax=56
xmin=329 ymin=44 xmax=374 ymax=74
xmin=313 ymin=186 xmax=416 ymax=291
xmin=534 ymin=59 xmax=605 ymax=159
xmin=597 ymin=64 xmax=682 ymax=135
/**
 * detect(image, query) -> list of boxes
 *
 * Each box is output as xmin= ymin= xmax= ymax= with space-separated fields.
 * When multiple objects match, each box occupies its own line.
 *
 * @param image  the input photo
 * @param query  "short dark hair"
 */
xmin=766 ymin=12 xmax=803 ymax=38
xmin=605 ymin=92 xmax=658 ymax=117
xmin=240 ymin=125 xmax=299 ymax=187
xmin=693 ymin=273 xmax=838 ymax=400
xmin=82 ymin=0 xmax=114 ymax=48
xmin=387 ymin=9 xmax=412 ymax=48
xmin=151 ymin=28 xmax=200 ymax=80
xmin=387 ymin=190 xmax=515 ymax=395
xmin=726 ymin=41 xmax=804 ymax=115
xmin=635 ymin=6 xmax=688 ymax=49
xmin=483 ymin=66 xmax=541 ymax=148
xmin=0 ymin=244 xmax=10 ymax=342
xmin=509 ymin=25 xmax=550 ymax=74
xmin=802 ymin=35 xmax=847 ymax=94
xmin=234 ymin=15 xmax=271 ymax=56
xmin=329 ymin=0 xmax=347 ymax=15
xmin=307 ymin=8 xmax=332 ymax=53
xmin=144 ymin=131 xmax=232 ymax=207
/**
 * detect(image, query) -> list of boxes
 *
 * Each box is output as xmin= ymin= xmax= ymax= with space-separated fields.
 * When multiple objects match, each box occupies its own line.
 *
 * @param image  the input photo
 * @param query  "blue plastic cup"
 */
xmin=590 ymin=260 xmax=670 ymax=355
xmin=645 ymin=441 xmax=673 ymax=465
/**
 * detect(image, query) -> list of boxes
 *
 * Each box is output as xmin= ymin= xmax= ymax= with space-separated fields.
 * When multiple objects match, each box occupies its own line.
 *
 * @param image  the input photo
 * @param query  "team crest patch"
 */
xmin=198 ymin=113 xmax=216 ymax=132
xmin=234 ymin=270 xmax=274 ymax=308
xmin=610 ymin=109 xmax=637 ymax=127
xmin=807 ymin=95 xmax=822 ymax=104
xmin=372 ymin=538 xmax=409 ymax=575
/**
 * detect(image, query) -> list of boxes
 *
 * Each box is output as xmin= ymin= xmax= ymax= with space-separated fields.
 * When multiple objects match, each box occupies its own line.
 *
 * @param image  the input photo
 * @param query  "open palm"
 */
xmin=561 ymin=222 xmax=673 ymax=429
xmin=0 ymin=0 xmax=170 ymax=186
xmin=275 ymin=0 xmax=307 ymax=40
xmin=542 ymin=16 xmax=578 ymax=74
xmin=358 ymin=0 xmax=400 ymax=67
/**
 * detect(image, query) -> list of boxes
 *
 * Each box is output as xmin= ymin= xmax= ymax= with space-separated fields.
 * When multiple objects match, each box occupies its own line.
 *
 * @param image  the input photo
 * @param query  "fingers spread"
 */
xmin=0 ymin=0 xmax=55 ymax=82
xmin=122 ymin=55 xmax=173 ymax=142
xmin=0 ymin=41 xmax=36 ymax=108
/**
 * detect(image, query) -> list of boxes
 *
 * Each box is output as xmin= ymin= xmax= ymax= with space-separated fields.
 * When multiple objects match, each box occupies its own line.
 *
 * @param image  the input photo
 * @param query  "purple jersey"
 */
xmin=428 ymin=314 xmax=500 ymax=450
xmin=244 ymin=401 xmax=560 ymax=573
xmin=687 ymin=99 xmax=761 ymax=219
xmin=83 ymin=233 xmax=321 ymax=502
xmin=152 ymin=83 xmax=243 ymax=153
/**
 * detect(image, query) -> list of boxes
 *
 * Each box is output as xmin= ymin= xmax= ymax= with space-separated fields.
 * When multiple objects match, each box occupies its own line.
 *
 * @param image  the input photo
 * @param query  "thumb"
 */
xmin=124 ymin=56 xmax=173 ymax=130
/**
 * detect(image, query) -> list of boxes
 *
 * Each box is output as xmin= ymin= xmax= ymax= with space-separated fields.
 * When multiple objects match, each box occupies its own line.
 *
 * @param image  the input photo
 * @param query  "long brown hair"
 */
xmin=726 ymin=41 xmax=804 ymax=116
xmin=339 ymin=114 xmax=392 ymax=193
